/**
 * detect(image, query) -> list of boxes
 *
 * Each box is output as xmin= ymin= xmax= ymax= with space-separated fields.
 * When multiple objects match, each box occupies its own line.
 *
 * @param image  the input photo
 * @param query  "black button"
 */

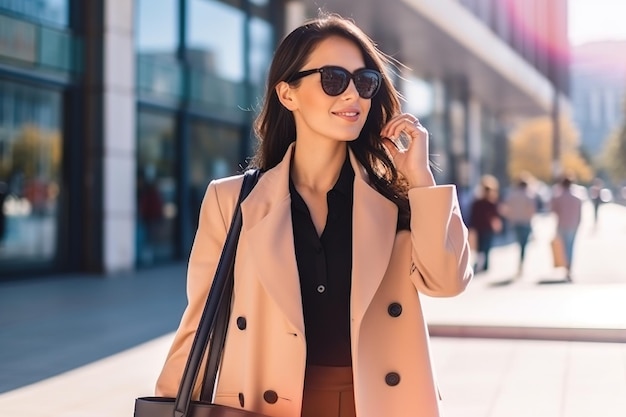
xmin=238 ymin=393 xmax=245 ymax=407
xmin=388 ymin=302 xmax=402 ymax=317
xmin=316 ymin=284 xmax=326 ymax=293
xmin=263 ymin=390 xmax=278 ymax=404
xmin=315 ymin=246 xmax=323 ymax=254
xmin=236 ymin=316 xmax=247 ymax=330
xmin=385 ymin=372 xmax=400 ymax=386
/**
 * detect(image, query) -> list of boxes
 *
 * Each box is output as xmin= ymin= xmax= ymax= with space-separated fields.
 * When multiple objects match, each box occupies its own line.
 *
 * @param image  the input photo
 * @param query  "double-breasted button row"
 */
xmin=237 ymin=390 xmax=279 ymax=407
xmin=386 ymin=303 xmax=402 ymax=387
xmin=233 ymin=318 xmax=280 ymax=407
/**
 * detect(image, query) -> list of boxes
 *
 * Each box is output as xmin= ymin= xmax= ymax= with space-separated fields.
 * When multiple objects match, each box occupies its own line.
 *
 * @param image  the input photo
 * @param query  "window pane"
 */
xmin=39 ymin=26 xmax=73 ymax=71
xmin=137 ymin=111 xmax=177 ymax=266
xmin=249 ymin=16 xmax=273 ymax=96
xmin=136 ymin=0 xmax=181 ymax=99
xmin=188 ymin=121 xmax=241 ymax=233
xmin=187 ymin=0 xmax=245 ymax=82
xmin=0 ymin=80 xmax=63 ymax=268
xmin=136 ymin=0 xmax=178 ymax=53
xmin=0 ymin=14 xmax=37 ymax=64
xmin=186 ymin=0 xmax=247 ymax=116
xmin=0 ymin=0 xmax=68 ymax=27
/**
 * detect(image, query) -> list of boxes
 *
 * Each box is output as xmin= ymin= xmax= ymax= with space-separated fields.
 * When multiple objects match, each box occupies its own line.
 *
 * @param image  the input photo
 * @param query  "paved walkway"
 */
xmin=422 ymin=202 xmax=626 ymax=342
xmin=2 ymin=334 xmax=625 ymax=417
xmin=0 ymin=202 xmax=624 ymax=416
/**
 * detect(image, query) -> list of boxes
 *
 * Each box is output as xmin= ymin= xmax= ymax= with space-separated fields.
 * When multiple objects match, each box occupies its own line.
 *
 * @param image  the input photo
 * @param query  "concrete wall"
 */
xmin=102 ymin=0 xmax=136 ymax=272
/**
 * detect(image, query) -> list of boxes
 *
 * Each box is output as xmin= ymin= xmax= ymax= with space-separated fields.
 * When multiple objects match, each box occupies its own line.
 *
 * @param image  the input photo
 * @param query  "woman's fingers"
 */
xmin=381 ymin=114 xmax=424 ymax=143
xmin=381 ymin=114 xmax=414 ymax=138
xmin=381 ymin=114 xmax=429 ymax=159
xmin=380 ymin=113 xmax=434 ymax=184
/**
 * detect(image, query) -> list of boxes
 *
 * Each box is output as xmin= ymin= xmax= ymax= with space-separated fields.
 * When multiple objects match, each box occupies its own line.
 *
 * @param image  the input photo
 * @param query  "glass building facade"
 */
xmin=0 ymin=0 xmax=80 ymax=275
xmin=135 ymin=0 xmax=277 ymax=267
xmin=0 ymin=0 xmax=279 ymax=277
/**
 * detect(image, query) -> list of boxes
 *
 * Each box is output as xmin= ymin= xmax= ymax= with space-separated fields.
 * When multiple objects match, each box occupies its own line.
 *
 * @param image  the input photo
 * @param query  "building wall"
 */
xmin=102 ymin=0 xmax=136 ymax=272
xmin=133 ymin=0 xmax=280 ymax=270
xmin=452 ymin=0 xmax=569 ymax=188
xmin=0 ymin=0 xmax=282 ymax=277
xmin=458 ymin=0 xmax=569 ymax=94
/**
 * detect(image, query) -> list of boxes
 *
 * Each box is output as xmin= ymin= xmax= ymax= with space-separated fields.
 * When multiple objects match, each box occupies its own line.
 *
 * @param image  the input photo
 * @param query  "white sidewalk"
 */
xmin=432 ymin=337 xmax=626 ymax=417
xmin=1 ymin=334 xmax=625 ymax=417
xmin=423 ymin=203 xmax=626 ymax=341
xmin=0 ymin=335 xmax=171 ymax=417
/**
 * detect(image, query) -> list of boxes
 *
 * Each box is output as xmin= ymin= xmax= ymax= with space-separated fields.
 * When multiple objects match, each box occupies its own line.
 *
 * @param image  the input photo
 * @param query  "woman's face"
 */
xmin=287 ymin=36 xmax=373 ymax=145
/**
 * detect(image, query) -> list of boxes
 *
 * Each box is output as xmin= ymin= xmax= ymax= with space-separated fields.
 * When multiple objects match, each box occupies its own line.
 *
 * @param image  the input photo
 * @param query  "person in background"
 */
xmin=588 ymin=177 xmax=604 ymax=229
xmin=469 ymin=175 xmax=502 ymax=273
xmin=501 ymin=175 xmax=536 ymax=276
xmin=155 ymin=13 xmax=472 ymax=417
xmin=137 ymin=167 xmax=164 ymax=264
xmin=551 ymin=175 xmax=583 ymax=281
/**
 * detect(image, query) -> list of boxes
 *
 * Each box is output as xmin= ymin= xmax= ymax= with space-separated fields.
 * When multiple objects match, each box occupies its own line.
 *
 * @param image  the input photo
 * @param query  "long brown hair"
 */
xmin=250 ymin=13 xmax=410 ymax=229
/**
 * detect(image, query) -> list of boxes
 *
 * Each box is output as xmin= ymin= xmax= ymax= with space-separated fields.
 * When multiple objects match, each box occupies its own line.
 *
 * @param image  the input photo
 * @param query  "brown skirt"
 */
xmin=301 ymin=366 xmax=356 ymax=417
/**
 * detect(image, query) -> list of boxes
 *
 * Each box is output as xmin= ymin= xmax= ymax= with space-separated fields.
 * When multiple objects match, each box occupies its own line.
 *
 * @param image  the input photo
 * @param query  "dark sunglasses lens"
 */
xmin=354 ymin=70 xmax=381 ymax=99
xmin=321 ymin=68 xmax=350 ymax=96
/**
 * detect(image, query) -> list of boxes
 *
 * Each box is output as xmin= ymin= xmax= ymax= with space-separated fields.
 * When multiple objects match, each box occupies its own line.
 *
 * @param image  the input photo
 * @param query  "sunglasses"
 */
xmin=288 ymin=65 xmax=382 ymax=99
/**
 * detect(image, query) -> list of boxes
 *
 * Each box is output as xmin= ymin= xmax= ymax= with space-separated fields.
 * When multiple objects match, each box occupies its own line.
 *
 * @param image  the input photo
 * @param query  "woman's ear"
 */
xmin=275 ymin=81 xmax=298 ymax=111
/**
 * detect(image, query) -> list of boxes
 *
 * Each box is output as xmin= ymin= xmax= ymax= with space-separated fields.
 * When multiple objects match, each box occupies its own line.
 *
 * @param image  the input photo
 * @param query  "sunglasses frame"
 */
xmin=288 ymin=65 xmax=382 ymax=99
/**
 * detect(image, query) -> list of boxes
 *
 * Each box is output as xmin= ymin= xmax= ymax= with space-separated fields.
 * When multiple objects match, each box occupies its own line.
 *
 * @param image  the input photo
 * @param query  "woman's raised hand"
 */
xmin=380 ymin=113 xmax=436 ymax=188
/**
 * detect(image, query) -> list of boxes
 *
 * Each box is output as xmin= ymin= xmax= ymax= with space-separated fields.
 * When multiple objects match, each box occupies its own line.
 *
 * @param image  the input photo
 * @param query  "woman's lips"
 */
xmin=332 ymin=111 xmax=360 ymax=121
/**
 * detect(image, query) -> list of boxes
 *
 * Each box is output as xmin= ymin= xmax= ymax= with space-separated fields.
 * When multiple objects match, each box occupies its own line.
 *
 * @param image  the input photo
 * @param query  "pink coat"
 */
xmin=156 ymin=144 xmax=473 ymax=417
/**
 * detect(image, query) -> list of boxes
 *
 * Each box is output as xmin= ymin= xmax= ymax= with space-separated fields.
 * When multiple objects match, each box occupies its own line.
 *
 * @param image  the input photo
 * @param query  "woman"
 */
xmin=156 ymin=14 xmax=472 ymax=417
xmin=550 ymin=176 xmax=582 ymax=281
xmin=501 ymin=176 xmax=536 ymax=276
xmin=469 ymin=175 xmax=502 ymax=273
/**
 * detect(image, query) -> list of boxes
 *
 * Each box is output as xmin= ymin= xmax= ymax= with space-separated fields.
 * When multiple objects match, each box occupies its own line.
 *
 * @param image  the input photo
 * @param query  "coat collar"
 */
xmin=240 ymin=143 xmax=398 ymax=337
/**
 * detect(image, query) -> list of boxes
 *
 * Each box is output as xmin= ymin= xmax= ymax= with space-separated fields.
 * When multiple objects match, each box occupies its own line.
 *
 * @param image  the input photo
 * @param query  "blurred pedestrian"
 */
xmin=137 ymin=167 xmax=163 ymax=264
xmin=469 ymin=175 xmax=502 ymax=273
xmin=589 ymin=177 xmax=604 ymax=228
xmin=551 ymin=175 xmax=583 ymax=281
xmin=154 ymin=13 xmax=472 ymax=417
xmin=501 ymin=176 xmax=536 ymax=276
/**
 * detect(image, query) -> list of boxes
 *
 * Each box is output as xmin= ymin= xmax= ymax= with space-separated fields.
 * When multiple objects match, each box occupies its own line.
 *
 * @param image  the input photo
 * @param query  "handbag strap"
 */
xmin=174 ymin=169 xmax=261 ymax=417
xmin=199 ymin=258 xmax=234 ymax=401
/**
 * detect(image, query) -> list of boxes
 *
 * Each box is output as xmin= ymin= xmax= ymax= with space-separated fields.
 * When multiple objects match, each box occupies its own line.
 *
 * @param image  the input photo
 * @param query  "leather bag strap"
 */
xmin=173 ymin=169 xmax=261 ymax=417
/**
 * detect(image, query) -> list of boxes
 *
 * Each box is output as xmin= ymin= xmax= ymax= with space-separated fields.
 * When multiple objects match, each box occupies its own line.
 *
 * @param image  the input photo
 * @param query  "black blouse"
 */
xmin=289 ymin=158 xmax=354 ymax=366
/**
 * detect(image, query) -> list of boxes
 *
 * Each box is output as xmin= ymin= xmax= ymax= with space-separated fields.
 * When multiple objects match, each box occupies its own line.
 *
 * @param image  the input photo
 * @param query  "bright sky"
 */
xmin=568 ymin=0 xmax=626 ymax=45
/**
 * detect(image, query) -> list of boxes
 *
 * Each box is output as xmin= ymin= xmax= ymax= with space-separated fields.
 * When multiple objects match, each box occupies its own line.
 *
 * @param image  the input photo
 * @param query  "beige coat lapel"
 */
xmin=240 ymin=144 xmax=398 ymax=340
xmin=240 ymin=144 xmax=305 ymax=336
xmin=348 ymin=150 xmax=398 ymax=331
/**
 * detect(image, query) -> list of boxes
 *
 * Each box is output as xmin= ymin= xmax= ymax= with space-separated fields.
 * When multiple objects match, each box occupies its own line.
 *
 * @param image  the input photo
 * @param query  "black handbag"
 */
xmin=134 ymin=169 xmax=270 ymax=417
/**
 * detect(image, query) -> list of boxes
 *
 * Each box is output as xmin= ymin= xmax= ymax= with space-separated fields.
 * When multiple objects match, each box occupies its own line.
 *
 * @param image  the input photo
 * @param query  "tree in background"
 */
xmin=508 ymin=116 xmax=594 ymax=183
xmin=11 ymin=125 xmax=62 ymax=180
